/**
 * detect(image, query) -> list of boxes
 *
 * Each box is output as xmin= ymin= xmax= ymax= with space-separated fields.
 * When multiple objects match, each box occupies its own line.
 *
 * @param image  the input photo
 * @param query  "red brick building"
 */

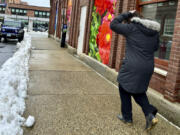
xmin=49 ymin=0 xmax=180 ymax=103
xmin=0 ymin=0 xmax=50 ymax=30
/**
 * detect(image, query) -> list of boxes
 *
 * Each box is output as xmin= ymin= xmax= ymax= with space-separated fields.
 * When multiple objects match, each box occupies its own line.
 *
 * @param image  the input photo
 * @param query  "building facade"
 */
xmin=49 ymin=0 xmax=180 ymax=103
xmin=0 ymin=0 xmax=50 ymax=31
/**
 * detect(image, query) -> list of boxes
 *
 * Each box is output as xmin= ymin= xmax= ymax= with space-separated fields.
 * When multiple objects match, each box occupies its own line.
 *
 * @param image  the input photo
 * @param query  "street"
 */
xmin=0 ymin=40 xmax=17 ymax=67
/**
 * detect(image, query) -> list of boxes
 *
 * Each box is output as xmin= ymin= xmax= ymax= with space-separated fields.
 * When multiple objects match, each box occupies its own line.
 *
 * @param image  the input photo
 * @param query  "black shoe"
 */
xmin=152 ymin=108 xmax=158 ymax=116
xmin=117 ymin=115 xmax=133 ymax=125
xmin=145 ymin=113 xmax=158 ymax=130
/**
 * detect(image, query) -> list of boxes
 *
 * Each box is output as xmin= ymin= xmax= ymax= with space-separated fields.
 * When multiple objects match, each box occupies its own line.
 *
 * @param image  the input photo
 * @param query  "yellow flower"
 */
xmin=106 ymin=34 xmax=111 ymax=42
xmin=108 ymin=14 xmax=112 ymax=20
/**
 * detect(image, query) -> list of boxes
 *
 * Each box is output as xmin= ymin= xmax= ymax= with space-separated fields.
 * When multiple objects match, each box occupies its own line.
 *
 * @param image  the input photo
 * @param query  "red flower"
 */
xmin=97 ymin=20 xmax=112 ymax=65
xmin=95 ymin=0 xmax=106 ymax=16
xmin=95 ymin=0 xmax=116 ymax=15
xmin=104 ymin=0 xmax=115 ymax=14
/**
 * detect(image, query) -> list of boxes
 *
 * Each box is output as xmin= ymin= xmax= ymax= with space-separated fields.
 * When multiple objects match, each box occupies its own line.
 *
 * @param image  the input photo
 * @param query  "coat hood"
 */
xmin=131 ymin=17 xmax=160 ymax=36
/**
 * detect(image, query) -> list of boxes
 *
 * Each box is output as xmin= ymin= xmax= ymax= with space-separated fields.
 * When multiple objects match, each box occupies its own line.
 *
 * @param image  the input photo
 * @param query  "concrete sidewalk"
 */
xmin=24 ymin=37 xmax=180 ymax=135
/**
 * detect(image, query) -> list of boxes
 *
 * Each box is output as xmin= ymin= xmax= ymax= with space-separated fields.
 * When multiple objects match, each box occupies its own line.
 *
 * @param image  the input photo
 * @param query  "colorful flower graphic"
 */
xmin=103 ymin=12 xmax=114 ymax=23
xmin=96 ymin=13 xmax=114 ymax=64
xmin=67 ymin=0 xmax=72 ymax=23
xmin=89 ymin=0 xmax=117 ymax=65
xmin=95 ymin=0 xmax=116 ymax=15
xmin=94 ymin=0 xmax=106 ymax=16
xmin=89 ymin=7 xmax=101 ymax=61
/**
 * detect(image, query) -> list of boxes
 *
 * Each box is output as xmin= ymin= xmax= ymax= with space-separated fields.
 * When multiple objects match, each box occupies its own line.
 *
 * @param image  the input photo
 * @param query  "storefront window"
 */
xmin=47 ymin=12 xmax=50 ymax=16
xmin=34 ymin=11 xmax=49 ymax=18
xmin=11 ymin=8 xmax=27 ymax=16
xmin=35 ymin=11 xmax=38 ymax=15
xmin=39 ymin=12 xmax=42 ymax=15
xmin=11 ymin=8 xmax=15 ymax=12
xmin=18 ymin=19 xmax=29 ymax=28
xmin=33 ymin=20 xmax=49 ymax=31
xmin=141 ymin=0 xmax=178 ymax=60
xmin=163 ymin=18 xmax=175 ymax=36
xmin=0 ymin=6 xmax=5 ymax=13
xmin=16 ymin=9 xmax=19 ymax=13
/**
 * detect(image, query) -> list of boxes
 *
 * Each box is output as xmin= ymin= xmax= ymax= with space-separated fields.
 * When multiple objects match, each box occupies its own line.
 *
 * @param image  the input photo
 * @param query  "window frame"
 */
xmin=24 ymin=10 xmax=27 ymax=14
xmin=0 ymin=6 xmax=5 ymax=13
xmin=163 ymin=17 xmax=175 ymax=36
xmin=34 ymin=11 xmax=49 ymax=18
xmin=136 ymin=0 xmax=177 ymax=70
xmin=11 ymin=8 xmax=27 ymax=16
xmin=139 ymin=0 xmax=168 ymax=6
xmin=11 ymin=8 xmax=15 ymax=13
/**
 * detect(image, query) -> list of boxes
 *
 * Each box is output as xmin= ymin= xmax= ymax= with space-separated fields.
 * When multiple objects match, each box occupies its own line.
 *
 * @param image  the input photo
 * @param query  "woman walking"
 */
xmin=110 ymin=11 xmax=160 ymax=130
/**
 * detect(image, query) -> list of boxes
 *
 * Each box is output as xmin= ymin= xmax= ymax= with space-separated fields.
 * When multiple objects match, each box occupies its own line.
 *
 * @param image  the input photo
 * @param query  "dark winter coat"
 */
xmin=110 ymin=12 xmax=160 ymax=94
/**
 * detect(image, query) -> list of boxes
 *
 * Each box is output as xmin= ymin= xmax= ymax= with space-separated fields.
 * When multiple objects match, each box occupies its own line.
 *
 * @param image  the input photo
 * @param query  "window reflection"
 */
xmin=141 ymin=0 xmax=177 ymax=60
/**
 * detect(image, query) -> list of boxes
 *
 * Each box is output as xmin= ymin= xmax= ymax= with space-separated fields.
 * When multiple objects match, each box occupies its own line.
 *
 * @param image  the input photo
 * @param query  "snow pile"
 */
xmin=0 ymin=33 xmax=32 ymax=135
xmin=29 ymin=31 xmax=48 ymax=37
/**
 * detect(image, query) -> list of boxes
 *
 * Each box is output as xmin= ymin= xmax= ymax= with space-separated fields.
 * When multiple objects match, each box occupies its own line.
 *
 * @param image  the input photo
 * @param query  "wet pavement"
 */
xmin=24 ymin=36 xmax=180 ymax=135
xmin=0 ymin=40 xmax=17 ymax=67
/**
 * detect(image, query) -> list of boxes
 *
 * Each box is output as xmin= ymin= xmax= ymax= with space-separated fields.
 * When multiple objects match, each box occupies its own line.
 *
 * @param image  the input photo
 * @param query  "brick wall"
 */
xmin=149 ymin=73 xmax=166 ymax=94
xmin=27 ymin=10 xmax=34 ymax=17
xmin=164 ymin=0 xmax=180 ymax=102
xmin=8 ymin=3 xmax=50 ymax=11
xmin=69 ymin=0 xmax=77 ymax=48
xmin=68 ymin=0 xmax=75 ymax=46
xmin=56 ymin=0 xmax=63 ymax=38
xmin=68 ymin=0 xmax=81 ymax=49
xmin=109 ymin=0 xmax=122 ymax=68
xmin=74 ymin=0 xmax=80 ymax=49
xmin=49 ymin=0 xmax=54 ymax=35
xmin=115 ymin=0 xmax=136 ymax=71
xmin=83 ymin=0 xmax=93 ymax=54
xmin=49 ymin=0 xmax=57 ymax=35
xmin=80 ymin=0 xmax=88 ymax=6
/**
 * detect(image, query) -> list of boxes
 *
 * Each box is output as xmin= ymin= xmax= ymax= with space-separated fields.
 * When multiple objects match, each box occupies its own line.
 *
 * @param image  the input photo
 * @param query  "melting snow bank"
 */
xmin=0 ymin=33 xmax=34 ymax=135
xmin=29 ymin=31 xmax=48 ymax=37
xmin=24 ymin=116 xmax=35 ymax=127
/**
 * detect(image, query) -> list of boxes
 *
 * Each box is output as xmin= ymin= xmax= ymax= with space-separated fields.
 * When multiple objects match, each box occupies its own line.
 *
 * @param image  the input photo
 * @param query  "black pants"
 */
xmin=119 ymin=84 xmax=157 ymax=121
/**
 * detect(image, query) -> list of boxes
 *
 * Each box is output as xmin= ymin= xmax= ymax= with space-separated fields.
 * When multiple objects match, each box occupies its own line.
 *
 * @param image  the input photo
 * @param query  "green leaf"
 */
xmin=96 ymin=52 xmax=101 ymax=62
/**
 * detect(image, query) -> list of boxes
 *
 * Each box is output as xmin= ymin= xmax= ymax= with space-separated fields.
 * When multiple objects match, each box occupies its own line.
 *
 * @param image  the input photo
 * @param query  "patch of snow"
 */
xmin=24 ymin=116 xmax=35 ymax=127
xmin=28 ymin=31 xmax=48 ymax=38
xmin=0 ymin=32 xmax=32 ymax=135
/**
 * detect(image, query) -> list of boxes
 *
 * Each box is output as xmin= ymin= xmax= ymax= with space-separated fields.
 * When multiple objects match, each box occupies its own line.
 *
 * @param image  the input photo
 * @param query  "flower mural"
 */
xmin=67 ymin=0 xmax=72 ymax=23
xmin=89 ymin=0 xmax=117 ymax=65
xmin=95 ymin=0 xmax=116 ymax=16
xmin=89 ymin=7 xmax=101 ymax=61
xmin=97 ymin=13 xmax=114 ymax=64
